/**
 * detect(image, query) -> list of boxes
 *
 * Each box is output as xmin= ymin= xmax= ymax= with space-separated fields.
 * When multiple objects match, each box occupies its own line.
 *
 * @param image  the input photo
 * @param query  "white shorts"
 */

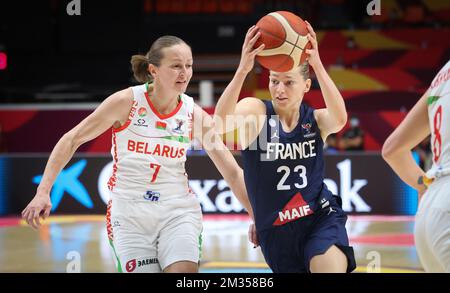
xmin=414 ymin=176 xmax=450 ymax=272
xmin=106 ymin=194 xmax=203 ymax=273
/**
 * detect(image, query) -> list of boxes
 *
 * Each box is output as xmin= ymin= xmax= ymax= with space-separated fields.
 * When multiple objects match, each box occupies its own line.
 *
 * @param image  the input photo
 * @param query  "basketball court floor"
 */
xmin=0 ymin=214 xmax=423 ymax=273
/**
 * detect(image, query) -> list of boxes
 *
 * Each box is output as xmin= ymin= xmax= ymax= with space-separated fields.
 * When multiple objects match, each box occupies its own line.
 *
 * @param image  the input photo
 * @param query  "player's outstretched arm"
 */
xmin=193 ymin=104 xmax=254 ymax=220
xmin=21 ymin=88 xmax=134 ymax=229
xmin=382 ymin=92 xmax=430 ymax=196
xmin=213 ymin=26 xmax=264 ymax=134
xmin=305 ymin=21 xmax=347 ymax=140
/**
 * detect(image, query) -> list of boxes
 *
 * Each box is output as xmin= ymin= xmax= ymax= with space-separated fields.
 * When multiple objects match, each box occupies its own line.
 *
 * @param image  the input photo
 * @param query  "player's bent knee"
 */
xmin=310 ymin=245 xmax=348 ymax=273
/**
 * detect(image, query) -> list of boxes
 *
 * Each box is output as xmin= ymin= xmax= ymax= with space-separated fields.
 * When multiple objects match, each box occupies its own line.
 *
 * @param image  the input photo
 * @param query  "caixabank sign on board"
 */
xmin=0 ymin=153 xmax=417 ymax=216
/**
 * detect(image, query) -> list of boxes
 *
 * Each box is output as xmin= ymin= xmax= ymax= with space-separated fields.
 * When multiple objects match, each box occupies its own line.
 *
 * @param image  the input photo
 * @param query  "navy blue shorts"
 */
xmin=258 ymin=196 xmax=356 ymax=273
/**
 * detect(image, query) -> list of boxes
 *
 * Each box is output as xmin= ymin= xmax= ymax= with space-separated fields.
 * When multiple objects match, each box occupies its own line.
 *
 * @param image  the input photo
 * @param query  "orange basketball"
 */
xmin=254 ymin=11 xmax=312 ymax=72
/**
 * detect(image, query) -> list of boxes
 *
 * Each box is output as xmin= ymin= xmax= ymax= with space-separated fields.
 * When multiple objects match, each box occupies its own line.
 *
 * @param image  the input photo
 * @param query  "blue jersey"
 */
xmin=242 ymin=100 xmax=335 ymax=232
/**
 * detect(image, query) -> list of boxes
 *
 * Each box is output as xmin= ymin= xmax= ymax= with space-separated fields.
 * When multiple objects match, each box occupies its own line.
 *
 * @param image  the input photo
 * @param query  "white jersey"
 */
xmin=426 ymin=60 xmax=450 ymax=179
xmin=108 ymin=84 xmax=194 ymax=201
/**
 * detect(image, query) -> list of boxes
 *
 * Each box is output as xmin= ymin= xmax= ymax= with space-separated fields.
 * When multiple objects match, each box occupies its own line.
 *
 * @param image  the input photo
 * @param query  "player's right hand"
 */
xmin=21 ymin=193 xmax=52 ymax=230
xmin=248 ymin=223 xmax=259 ymax=248
xmin=238 ymin=26 xmax=265 ymax=75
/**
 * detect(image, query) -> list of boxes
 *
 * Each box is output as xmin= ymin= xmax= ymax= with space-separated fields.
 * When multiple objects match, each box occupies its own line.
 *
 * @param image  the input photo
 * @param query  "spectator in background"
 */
xmin=332 ymin=54 xmax=345 ymax=69
xmin=324 ymin=133 xmax=339 ymax=153
xmin=340 ymin=116 xmax=364 ymax=151
xmin=346 ymin=36 xmax=356 ymax=49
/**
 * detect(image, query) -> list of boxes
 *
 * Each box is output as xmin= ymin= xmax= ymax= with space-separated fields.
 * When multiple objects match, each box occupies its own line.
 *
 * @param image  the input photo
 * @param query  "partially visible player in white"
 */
xmin=383 ymin=60 xmax=450 ymax=272
xmin=21 ymin=36 xmax=253 ymax=273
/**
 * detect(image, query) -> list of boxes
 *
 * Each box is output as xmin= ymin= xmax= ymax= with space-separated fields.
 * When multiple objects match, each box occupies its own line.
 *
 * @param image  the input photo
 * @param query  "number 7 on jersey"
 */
xmin=149 ymin=163 xmax=161 ymax=183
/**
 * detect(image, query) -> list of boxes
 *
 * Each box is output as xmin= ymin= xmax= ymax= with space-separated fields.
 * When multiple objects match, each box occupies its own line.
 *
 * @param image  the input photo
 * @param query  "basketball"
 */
xmin=254 ymin=11 xmax=312 ymax=72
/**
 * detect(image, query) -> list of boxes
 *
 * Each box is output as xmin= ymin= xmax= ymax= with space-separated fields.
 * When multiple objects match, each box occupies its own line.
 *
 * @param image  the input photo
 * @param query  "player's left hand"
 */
xmin=304 ymin=20 xmax=321 ymax=69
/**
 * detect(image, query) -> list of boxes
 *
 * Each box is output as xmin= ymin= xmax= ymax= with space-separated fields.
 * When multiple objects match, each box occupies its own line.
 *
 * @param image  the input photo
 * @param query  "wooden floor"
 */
xmin=0 ymin=215 xmax=423 ymax=273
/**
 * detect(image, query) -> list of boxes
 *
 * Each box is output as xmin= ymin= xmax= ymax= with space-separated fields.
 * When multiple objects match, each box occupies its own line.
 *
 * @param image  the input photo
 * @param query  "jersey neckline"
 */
xmin=269 ymin=101 xmax=304 ymax=138
xmin=144 ymin=84 xmax=183 ymax=120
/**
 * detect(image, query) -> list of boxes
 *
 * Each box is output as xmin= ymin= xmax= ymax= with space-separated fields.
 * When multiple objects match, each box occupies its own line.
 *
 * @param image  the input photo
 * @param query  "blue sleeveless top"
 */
xmin=241 ymin=100 xmax=335 ymax=232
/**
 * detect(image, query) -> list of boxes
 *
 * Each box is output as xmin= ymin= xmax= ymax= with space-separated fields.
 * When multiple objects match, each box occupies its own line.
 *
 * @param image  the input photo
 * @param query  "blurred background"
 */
xmin=0 ymin=0 xmax=449 ymax=272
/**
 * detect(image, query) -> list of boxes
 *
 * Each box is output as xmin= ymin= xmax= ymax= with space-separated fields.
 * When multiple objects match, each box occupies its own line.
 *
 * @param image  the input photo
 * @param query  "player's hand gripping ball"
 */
xmin=254 ymin=11 xmax=312 ymax=72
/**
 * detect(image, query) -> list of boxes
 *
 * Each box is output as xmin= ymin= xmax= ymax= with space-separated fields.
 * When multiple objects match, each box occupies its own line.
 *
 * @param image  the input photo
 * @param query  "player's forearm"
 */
xmin=383 ymin=150 xmax=426 ymax=192
xmin=228 ymin=168 xmax=254 ymax=221
xmin=214 ymin=70 xmax=248 ymax=133
xmin=37 ymin=133 xmax=79 ymax=195
xmin=382 ymin=93 xmax=430 ymax=192
xmin=216 ymin=163 xmax=254 ymax=220
xmin=205 ymin=141 xmax=254 ymax=220
xmin=313 ymin=60 xmax=347 ymax=126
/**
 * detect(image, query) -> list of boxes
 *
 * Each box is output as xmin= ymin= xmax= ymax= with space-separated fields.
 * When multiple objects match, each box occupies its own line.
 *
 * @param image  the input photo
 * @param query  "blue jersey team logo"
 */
xmin=301 ymin=123 xmax=316 ymax=138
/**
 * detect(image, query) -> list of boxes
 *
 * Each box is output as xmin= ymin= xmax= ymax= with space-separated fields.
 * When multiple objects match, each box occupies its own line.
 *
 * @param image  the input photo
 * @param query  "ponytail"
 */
xmin=130 ymin=54 xmax=152 ymax=83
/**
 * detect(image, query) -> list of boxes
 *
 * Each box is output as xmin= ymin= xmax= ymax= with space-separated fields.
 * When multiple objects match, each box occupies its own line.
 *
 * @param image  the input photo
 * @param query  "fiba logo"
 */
xmin=67 ymin=0 xmax=81 ymax=16
xmin=367 ymin=0 xmax=381 ymax=16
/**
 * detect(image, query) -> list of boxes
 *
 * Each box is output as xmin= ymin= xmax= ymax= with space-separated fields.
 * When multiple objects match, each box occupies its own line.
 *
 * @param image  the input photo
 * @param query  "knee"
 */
xmin=309 ymin=245 xmax=348 ymax=273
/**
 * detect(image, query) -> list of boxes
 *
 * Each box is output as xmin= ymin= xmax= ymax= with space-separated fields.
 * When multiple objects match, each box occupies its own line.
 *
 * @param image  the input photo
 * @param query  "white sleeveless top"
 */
xmin=426 ymin=60 xmax=450 ymax=179
xmin=108 ymin=84 xmax=194 ymax=201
